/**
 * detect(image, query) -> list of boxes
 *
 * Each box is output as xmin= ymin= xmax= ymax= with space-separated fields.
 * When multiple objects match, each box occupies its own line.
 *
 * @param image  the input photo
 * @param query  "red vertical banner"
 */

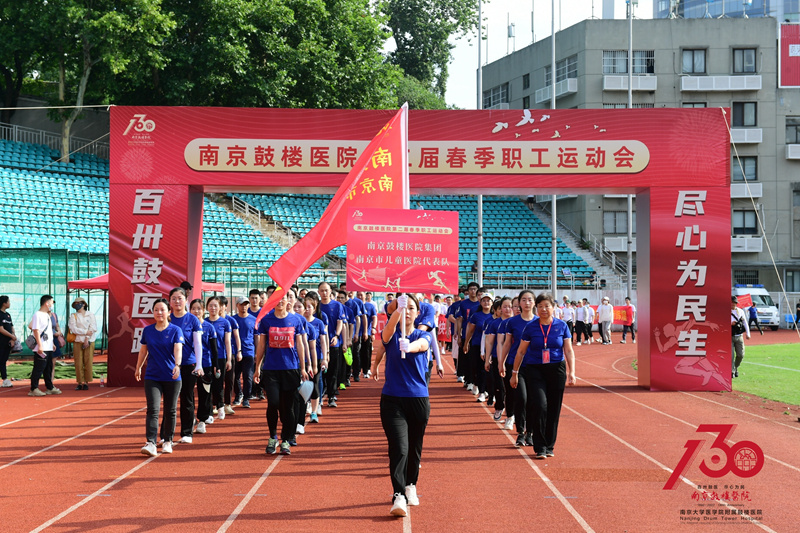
xmin=640 ymin=187 xmax=731 ymax=392
xmin=107 ymin=184 xmax=200 ymax=386
xmin=779 ymin=23 xmax=800 ymax=88
xmin=345 ymin=208 xmax=459 ymax=294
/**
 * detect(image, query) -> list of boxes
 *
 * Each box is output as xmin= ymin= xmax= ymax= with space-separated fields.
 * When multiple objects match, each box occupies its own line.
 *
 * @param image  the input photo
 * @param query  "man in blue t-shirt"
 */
xmin=338 ymin=291 xmax=358 ymax=386
xmin=358 ymin=290 xmax=377 ymax=378
xmin=318 ymin=282 xmax=346 ymax=407
xmin=454 ymin=283 xmax=481 ymax=378
xmin=234 ymin=297 xmax=258 ymax=408
xmin=344 ymin=289 xmax=367 ymax=381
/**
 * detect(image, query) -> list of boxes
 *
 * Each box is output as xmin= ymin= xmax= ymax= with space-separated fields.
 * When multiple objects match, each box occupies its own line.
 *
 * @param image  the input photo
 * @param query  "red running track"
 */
xmin=1 ymin=332 xmax=798 ymax=532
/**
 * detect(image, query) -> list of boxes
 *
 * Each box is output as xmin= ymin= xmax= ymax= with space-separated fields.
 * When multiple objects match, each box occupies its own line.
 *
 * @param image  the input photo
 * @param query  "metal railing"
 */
xmin=231 ymin=194 xmax=263 ymax=231
xmin=0 ymin=122 xmax=109 ymax=159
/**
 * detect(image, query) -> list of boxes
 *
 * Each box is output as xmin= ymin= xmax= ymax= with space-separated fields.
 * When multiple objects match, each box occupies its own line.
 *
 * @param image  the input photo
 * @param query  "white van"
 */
xmin=732 ymin=284 xmax=780 ymax=331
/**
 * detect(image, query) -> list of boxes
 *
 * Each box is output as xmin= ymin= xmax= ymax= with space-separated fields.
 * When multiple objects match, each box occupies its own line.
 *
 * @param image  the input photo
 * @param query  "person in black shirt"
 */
xmin=0 ymin=295 xmax=16 ymax=387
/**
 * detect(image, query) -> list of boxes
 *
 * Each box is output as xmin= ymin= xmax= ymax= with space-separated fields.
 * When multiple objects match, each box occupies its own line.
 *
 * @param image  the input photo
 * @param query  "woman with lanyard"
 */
xmin=499 ymin=290 xmax=536 ymax=445
xmin=485 ymin=297 xmax=512 ymax=421
xmin=293 ymin=298 xmax=316 ymax=437
xmin=168 ymin=287 xmax=204 ymax=444
xmin=304 ymin=293 xmax=328 ymax=423
xmin=370 ymin=294 xmax=439 ymax=518
xmin=189 ymin=298 xmax=218 ymax=435
xmin=135 ymin=298 xmax=183 ymax=456
xmin=463 ymin=292 xmax=494 ymax=402
xmin=255 ymin=292 xmax=308 ymax=455
xmin=207 ymin=296 xmax=232 ymax=421
xmin=511 ymin=293 xmax=576 ymax=459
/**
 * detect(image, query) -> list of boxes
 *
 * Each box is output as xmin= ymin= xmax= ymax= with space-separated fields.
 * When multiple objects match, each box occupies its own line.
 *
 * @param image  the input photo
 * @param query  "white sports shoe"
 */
xmin=306 ymin=403 xmax=313 ymax=415
xmin=1 ymin=379 xmax=12 ymax=388
xmin=180 ymin=436 xmax=193 ymax=444
xmin=196 ymin=422 xmax=207 ymax=434
xmin=224 ymin=405 xmax=235 ymax=415
xmin=503 ymin=416 xmax=515 ymax=431
xmin=205 ymin=416 xmax=214 ymax=424
xmin=315 ymin=404 xmax=322 ymax=416
xmin=390 ymin=493 xmax=408 ymax=517
xmin=45 ymin=387 xmax=62 ymax=395
xmin=218 ymin=409 xmax=225 ymax=420
xmin=466 ymin=383 xmax=473 ymax=392
xmin=477 ymin=392 xmax=487 ymax=403
xmin=296 ymin=424 xmax=305 ymax=435
xmin=161 ymin=441 xmax=173 ymax=454
xmin=141 ymin=442 xmax=158 ymax=457
xmin=472 ymin=386 xmax=480 ymax=396
xmin=365 ymin=370 xmax=372 ymax=378
xmin=456 ymin=376 xmax=464 ymax=383
xmin=405 ymin=484 xmax=419 ymax=506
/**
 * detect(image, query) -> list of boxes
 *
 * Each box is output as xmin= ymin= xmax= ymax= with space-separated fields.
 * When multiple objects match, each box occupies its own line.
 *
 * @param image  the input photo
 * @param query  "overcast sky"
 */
xmin=444 ymin=0 xmax=655 ymax=109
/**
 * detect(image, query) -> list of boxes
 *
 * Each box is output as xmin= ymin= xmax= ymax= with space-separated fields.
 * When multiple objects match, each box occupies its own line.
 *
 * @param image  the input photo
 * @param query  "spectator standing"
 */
xmin=620 ymin=297 xmax=636 ymax=344
xmin=0 ymin=295 xmax=16 ymax=387
xmin=582 ymin=298 xmax=596 ymax=343
xmin=28 ymin=295 xmax=61 ymax=396
xmin=573 ymin=300 xmax=586 ymax=345
xmin=68 ymin=297 xmax=98 ymax=390
xmin=597 ymin=297 xmax=614 ymax=345
xmin=731 ymin=296 xmax=750 ymax=378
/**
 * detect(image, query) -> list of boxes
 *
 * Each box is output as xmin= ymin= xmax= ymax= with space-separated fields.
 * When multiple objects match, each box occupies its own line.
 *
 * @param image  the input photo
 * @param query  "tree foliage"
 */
xmin=383 ymin=0 xmax=479 ymax=98
xmin=0 ymin=1 xmax=48 ymax=123
xmin=394 ymin=75 xmax=451 ymax=110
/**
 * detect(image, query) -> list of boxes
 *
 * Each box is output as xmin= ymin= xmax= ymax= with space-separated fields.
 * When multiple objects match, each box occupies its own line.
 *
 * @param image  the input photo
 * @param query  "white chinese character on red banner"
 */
xmin=676 ymin=330 xmax=708 ymax=356
xmin=132 ymin=224 xmax=163 ymax=250
xmin=677 ymin=260 xmax=707 ymax=287
xmin=132 ymin=293 xmax=162 ymax=318
xmin=131 ymin=327 xmax=144 ymax=353
xmin=675 ymin=225 xmax=707 ymax=251
xmin=132 ymin=257 xmax=164 ymax=284
xmin=133 ymin=189 xmax=165 ymax=215
xmin=675 ymin=191 xmax=707 ymax=217
xmin=675 ymin=295 xmax=707 ymax=322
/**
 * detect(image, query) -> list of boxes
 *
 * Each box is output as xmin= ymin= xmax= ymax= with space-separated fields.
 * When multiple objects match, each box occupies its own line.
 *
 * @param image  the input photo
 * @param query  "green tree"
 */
xmin=0 ymin=1 xmax=47 ymax=124
xmin=394 ymin=75 xmax=451 ymax=110
xmin=383 ymin=0 xmax=480 ymax=98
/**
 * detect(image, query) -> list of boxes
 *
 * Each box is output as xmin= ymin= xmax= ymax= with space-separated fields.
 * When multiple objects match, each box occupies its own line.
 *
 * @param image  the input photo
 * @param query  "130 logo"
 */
xmin=663 ymin=424 xmax=764 ymax=490
xmin=123 ymin=114 xmax=156 ymax=136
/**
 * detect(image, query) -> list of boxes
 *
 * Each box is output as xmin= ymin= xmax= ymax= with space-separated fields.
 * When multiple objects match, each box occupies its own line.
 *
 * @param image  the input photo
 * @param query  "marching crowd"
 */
xmin=132 ymin=283 xmax=640 ymax=517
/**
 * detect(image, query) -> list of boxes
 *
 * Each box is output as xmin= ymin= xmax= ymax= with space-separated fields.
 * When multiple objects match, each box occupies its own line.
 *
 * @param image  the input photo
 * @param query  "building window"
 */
xmin=682 ymin=102 xmax=707 ymax=108
xmin=603 ymin=211 xmax=636 ymax=234
xmin=603 ymin=50 xmax=654 ymax=74
xmin=733 ymin=210 xmax=758 ymax=235
xmin=545 ymin=55 xmax=578 ymax=86
xmin=732 ymin=156 xmax=757 ymax=182
xmin=682 ymin=49 xmax=706 ymax=74
xmin=482 ymin=83 xmax=509 ymax=109
xmin=734 ymin=270 xmax=759 ymax=285
xmin=522 ymin=73 xmax=530 ymax=90
xmin=787 ymin=117 xmax=800 ymax=144
xmin=602 ymin=103 xmax=654 ymax=109
xmin=733 ymin=48 xmax=756 ymax=73
xmin=732 ymin=102 xmax=757 ymax=127
xmin=522 ymin=95 xmax=530 ymax=109
xmin=786 ymin=271 xmax=800 ymax=292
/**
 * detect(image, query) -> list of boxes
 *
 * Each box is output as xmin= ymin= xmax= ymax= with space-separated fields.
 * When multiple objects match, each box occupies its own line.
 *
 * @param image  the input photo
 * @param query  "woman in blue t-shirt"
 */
xmin=371 ymin=293 xmax=433 ymax=518
xmin=255 ymin=292 xmax=308 ymax=456
xmin=304 ymin=293 xmax=328 ymax=423
xmin=484 ymin=297 xmax=513 ymax=421
xmin=207 ymin=296 xmax=233 ymax=419
xmin=463 ymin=292 xmax=494 ymax=401
xmin=190 ymin=299 xmax=218 ymax=435
xmin=511 ymin=293 xmax=576 ymax=460
xmin=499 ymin=290 xmax=537 ymax=444
xmin=169 ymin=287 xmax=204 ymax=444
xmin=134 ymin=298 xmax=184 ymax=457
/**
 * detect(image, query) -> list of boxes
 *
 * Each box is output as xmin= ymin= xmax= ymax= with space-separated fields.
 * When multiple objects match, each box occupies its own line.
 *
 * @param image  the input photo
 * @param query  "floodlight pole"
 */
xmin=626 ymin=0 xmax=635 ymax=297
xmin=477 ymin=0 xmax=484 ymax=287
xmin=550 ymin=0 xmax=557 ymax=299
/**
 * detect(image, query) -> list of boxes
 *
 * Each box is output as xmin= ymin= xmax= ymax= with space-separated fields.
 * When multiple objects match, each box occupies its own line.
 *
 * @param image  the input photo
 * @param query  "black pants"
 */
xmin=145 ymin=379 xmax=181 ymax=444
xmin=622 ymin=324 xmax=636 ymax=341
xmin=748 ymin=317 xmax=763 ymax=334
xmin=263 ymin=368 xmax=299 ymax=441
xmin=239 ymin=357 xmax=254 ymax=400
xmin=212 ymin=358 xmax=227 ymax=409
xmin=467 ymin=344 xmax=486 ymax=392
xmin=30 ymin=352 xmax=54 ymax=390
xmin=196 ymin=367 xmax=215 ymax=422
xmin=521 ymin=361 xmax=567 ymax=455
xmin=179 ymin=364 xmax=198 ymax=437
xmin=503 ymin=363 xmax=516 ymax=419
xmin=575 ymin=321 xmax=590 ymax=342
xmin=0 ymin=340 xmax=11 ymax=380
xmin=351 ymin=338 xmax=361 ymax=378
xmin=224 ymin=357 xmax=236 ymax=404
xmin=360 ymin=336 xmax=373 ymax=375
xmin=513 ymin=365 xmax=527 ymax=435
xmin=380 ymin=395 xmax=430 ymax=496
xmin=487 ymin=358 xmax=504 ymax=411
xmin=327 ymin=346 xmax=342 ymax=399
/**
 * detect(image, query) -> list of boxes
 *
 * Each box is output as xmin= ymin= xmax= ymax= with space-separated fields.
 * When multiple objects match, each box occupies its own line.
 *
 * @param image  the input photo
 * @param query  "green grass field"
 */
xmin=5 ymin=361 xmax=108 ymax=382
xmin=735 ymin=344 xmax=800 ymax=407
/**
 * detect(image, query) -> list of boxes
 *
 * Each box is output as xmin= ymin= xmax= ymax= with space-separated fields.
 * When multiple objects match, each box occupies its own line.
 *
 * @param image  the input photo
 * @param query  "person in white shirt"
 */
xmin=582 ymin=298 xmax=596 ymax=343
xmin=561 ymin=301 xmax=575 ymax=341
xmin=573 ymin=300 xmax=586 ymax=345
xmin=28 ymin=294 xmax=62 ymax=396
xmin=597 ymin=297 xmax=615 ymax=345
xmin=69 ymin=297 xmax=98 ymax=390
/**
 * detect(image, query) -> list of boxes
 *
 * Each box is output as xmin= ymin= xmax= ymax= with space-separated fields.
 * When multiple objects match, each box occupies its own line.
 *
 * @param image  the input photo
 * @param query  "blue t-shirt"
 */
xmin=484 ymin=317 xmax=503 ymax=359
xmin=499 ymin=314 xmax=535 ymax=366
xmin=520 ymin=318 xmax=571 ymax=366
xmin=319 ymin=300 xmax=346 ymax=346
xmin=457 ymin=299 xmax=481 ymax=337
xmin=207 ymin=316 xmax=232 ymax=360
xmin=142 ymin=323 xmax=184 ymax=381
xmin=199 ymin=320 xmax=218 ymax=368
xmin=382 ymin=327 xmax=433 ymax=398
xmin=305 ymin=318 xmax=319 ymax=360
xmin=344 ymin=298 xmax=364 ymax=336
xmin=364 ymin=301 xmax=377 ymax=323
xmin=415 ymin=301 xmax=437 ymax=331
xmin=248 ymin=307 xmax=261 ymax=318
xmin=447 ymin=301 xmax=460 ymax=336
xmin=468 ymin=310 xmax=493 ymax=346
xmin=225 ymin=314 xmax=239 ymax=352
xmin=308 ymin=316 xmax=327 ymax=359
xmin=169 ymin=313 xmax=203 ymax=365
xmin=257 ymin=313 xmax=304 ymax=371
xmin=233 ymin=313 xmax=257 ymax=358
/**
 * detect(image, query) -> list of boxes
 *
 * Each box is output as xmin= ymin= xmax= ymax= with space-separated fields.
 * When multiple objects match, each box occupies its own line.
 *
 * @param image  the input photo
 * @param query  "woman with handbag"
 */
xmin=68 ymin=297 xmax=98 ymax=390
xmin=28 ymin=294 xmax=61 ymax=396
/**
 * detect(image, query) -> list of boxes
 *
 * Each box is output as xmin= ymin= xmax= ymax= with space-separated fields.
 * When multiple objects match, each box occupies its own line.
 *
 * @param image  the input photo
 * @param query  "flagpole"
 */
xmin=477 ymin=0 xmax=484 ymax=288
xmin=550 ymin=0 xmax=558 ymax=300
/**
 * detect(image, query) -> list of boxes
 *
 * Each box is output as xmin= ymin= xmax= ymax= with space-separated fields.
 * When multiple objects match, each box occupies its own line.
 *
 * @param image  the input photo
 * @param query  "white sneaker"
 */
xmin=224 ymin=405 xmax=235 ymax=415
xmin=466 ymin=383 xmax=473 ymax=392
xmin=296 ymin=424 xmax=305 ymax=435
xmin=472 ymin=386 xmax=479 ymax=396
xmin=456 ymin=376 xmax=464 ymax=383
xmin=161 ymin=441 xmax=173 ymax=454
xmin=28 ymin=388 xmax=46 ymax=397
xmin=306 ymin=403 xmax=313 ymax=415
xmin=212 ymin=407 xmax=218 ymax=415
xmin=205 ymin=416 xmax=214 ymax=424
xmin=633 ymin=340 xmax=636 ymax=344
xmin=196 ymin=422 xmax=207 ymax=434
xmin=390 ymin=493 xmax=408 ymax=517
xmin=45 ymin=387 xmax=62 ymax=395
xmin=477 ymin=392 xmax=487 ymax=403
xmin=365 ymin=370 xmax=372 ymax=378
xmin=315 ymin=404 xmax=322 ymax=416
xmin=575 ymin=342 xmax=581 ymax=346
xmin=1 ymin=379 xmax=12 ymax=387
xmin=217 ymin=409 xmax=225 ymax=420
xmin=405 ymin=484 xmax=419 ymax=506
xmin=180 ymin=435 xmax=193 ymax=444
xmin=141 ymin=442 xmax=158 ymax=457
xmin=620 ymin=340 xmax=626 ymax=344
xmin=503 ymin=416 xmax=515 ymax=431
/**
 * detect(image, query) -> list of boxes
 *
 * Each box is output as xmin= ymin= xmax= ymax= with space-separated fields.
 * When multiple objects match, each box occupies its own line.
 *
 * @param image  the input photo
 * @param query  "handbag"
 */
xmin=25 ymin=317 xmax=50 ymax=353
xmin=66 ymin=331 xmax=77 ymax=343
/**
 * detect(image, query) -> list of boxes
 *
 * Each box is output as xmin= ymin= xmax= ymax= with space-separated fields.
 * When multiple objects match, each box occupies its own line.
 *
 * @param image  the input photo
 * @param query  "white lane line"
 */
xmin=403 ymin=507 xmax=412 ymax=533
xmin=0 ymin=387 xmax=126 ymax=428
xmin=564 ymin=404 xmax=778 ymax=533
xmin=450 ymin=356 xmax=594 ymax=533
xmin=29 ymin=455 xmax=159 ymax=533
xmin=743 ymin=361 xmax=800 ymax=372
xmin=217 ymin=456 xmax=282 ymax=533
xmin=0 ymin=407 xmax=145 ymax=471
xmin=578 ymin=377 xmax=800 ymax=474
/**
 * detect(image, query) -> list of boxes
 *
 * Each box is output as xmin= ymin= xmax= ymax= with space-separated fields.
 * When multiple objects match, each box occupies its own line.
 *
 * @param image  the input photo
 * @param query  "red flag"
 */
xmin=257 ymin=104 xmax=410 ymax=323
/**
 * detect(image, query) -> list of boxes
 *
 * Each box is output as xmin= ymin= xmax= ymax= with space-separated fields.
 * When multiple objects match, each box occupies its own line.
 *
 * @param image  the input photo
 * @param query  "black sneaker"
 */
xmin=266 ymin=438 xmax=278 ymax=455
xmin=242 ymin=400 xmax=251 ymax=408
xmin=546 ymin=449 xmax=554 ymax=457
xmin=525 ymin=433 xmax=534 ymax=447
xmin=328 ymin=398 xmax=337 ymax=407
xmin=288 ymin=438 xmax=298 ymax=447
xmin=280 ymin=441 xmax=291 ymax=455
xmin=353 ymin=375 xmax=360 ymax=382
xmin=534 ymin=451 xmax=547 ymax=460
xmin=515 ymin=434 xmax=525 ymax=448
xmin=734 ymin=370 xmax=739 ymax=378
xmin=258 ymin=392 xmax=266 ymax=401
